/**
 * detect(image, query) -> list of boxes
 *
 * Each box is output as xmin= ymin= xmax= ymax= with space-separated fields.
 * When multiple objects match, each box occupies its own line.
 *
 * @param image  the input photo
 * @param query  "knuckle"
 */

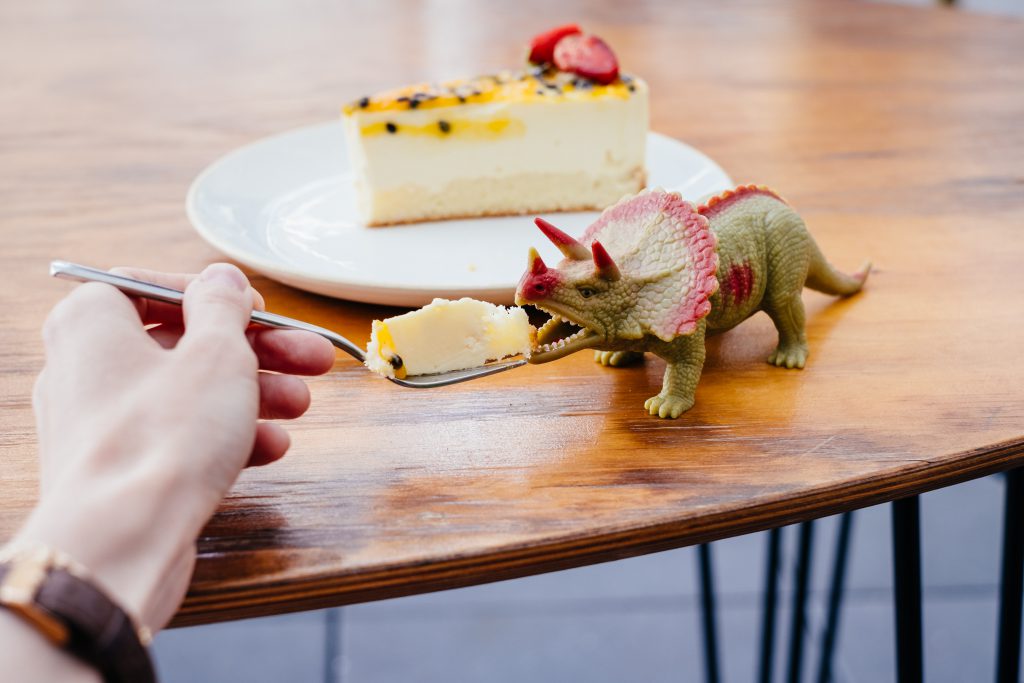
xmin=43 ymin=283 xmax=123 ymax=346
xmin=42 ymin=295 xmax=81 ymax=346
xmin=41 ymin=305 xmax=68 ymax=347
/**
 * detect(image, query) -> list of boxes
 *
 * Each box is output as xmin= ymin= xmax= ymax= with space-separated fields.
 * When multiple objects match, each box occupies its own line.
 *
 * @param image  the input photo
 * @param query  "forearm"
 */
xmin=0 ymin=611 xmax=101 ymax=683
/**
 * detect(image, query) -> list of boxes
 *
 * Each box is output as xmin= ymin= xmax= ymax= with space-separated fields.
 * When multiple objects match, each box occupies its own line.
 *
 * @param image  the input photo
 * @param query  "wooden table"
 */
xmin=2 ymin=1 xmax=1023 ymax=677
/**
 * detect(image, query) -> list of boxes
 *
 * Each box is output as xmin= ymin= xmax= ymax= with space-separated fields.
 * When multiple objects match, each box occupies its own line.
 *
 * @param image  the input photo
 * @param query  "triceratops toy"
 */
xmin=515 ymin=186 xmax=870 ymax=418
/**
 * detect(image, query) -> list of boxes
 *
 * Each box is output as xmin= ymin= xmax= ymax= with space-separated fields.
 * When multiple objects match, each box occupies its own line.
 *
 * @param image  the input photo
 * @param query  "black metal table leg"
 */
xmin=698 ymin=543 xmax=721 ymax=683
xmin=816 ymin=512 xmax=854 ymax=683
xmin=892 ymin=496 xmax=923 ymax=683
xmin=760 ymin=528 xmax=784 ymax=683
xmin=997 ymin=468 xmax=1024 ymax=683
xmin=325 ymin=607 xmax=343 ymax=683
xmin=787 ymin=522 xmax=815 ymax=683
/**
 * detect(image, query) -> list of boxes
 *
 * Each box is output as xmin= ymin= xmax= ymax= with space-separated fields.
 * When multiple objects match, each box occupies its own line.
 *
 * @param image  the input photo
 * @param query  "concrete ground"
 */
xmin=154 ymin=473 xmax=1015 ymax=682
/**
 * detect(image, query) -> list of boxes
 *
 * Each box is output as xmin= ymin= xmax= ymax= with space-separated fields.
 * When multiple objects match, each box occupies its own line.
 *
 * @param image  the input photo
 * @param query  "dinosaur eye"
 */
xmin=578 ymin=287 xmax=596 ymax=298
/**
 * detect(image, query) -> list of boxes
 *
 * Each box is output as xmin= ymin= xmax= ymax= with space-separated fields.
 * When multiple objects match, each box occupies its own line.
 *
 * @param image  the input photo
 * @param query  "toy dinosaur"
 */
xmin=515 ymin=186 xmax=870 ymax=418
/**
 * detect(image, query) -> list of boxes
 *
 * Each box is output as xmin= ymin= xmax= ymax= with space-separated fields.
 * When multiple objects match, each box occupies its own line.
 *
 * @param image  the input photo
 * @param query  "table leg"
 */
xmin=996 ymin=468 xmax=1024 ymax=683
xmin=786 ymin=522 xmax=815 ymax=683
xmin=815 ymin=512 xmax=854 ymax=683
xmin=698 ymin=543 xmax=721 ymax=683
xmin=325 ymin=607 xmax=343 ymax=683
xmin=892 ymin=496 xmax=923 ymax=683
xmin=759 ymin=527 xmax=784 ymax=683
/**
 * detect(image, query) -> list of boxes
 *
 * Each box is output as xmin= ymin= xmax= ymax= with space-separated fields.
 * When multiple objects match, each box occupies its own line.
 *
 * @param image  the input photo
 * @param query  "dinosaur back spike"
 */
xmin=535 ymin=217 xmax=590 ymax=261
xmin=697 ymin=184 xmax=786 ymax=218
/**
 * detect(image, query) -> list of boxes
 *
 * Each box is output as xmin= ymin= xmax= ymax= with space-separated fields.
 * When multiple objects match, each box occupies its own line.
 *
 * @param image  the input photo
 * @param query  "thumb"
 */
xmin=181 ymin=264 xmax=254 ymax=345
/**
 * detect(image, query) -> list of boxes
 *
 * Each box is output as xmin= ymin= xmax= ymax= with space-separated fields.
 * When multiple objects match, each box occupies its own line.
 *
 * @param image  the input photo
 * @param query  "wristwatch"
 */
xmin=0 ymin=544 xmax=156 ymax=683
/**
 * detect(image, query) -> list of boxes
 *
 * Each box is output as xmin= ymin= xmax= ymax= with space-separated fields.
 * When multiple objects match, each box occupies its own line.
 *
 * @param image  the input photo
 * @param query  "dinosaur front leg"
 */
xmin=645 ymin=324 xmax=706 ymax=419
xmin=594 ymin=350 xmax=644 ymax=367
xmin=765 ymin=293 xmax=809 ymax=369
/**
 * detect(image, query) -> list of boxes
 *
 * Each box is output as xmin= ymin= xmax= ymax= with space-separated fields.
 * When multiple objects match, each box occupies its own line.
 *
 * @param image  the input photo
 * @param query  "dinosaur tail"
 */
xmin=805 ymin=241 xmax=871 ymax=297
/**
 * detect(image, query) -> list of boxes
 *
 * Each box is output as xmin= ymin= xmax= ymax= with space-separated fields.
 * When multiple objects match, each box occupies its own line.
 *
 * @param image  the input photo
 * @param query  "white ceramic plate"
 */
xmin=187 ymin=122 xmax=733 ymax=307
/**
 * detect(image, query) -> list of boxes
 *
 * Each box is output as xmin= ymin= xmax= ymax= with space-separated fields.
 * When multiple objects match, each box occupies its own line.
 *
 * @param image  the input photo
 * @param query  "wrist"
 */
xmin=0 ymin=544 xmax=158 ymax=682
xmin=15 ymin=464 xmax=196 ymax=631
xmin=0 ymin=610 xmax=102 ymax=683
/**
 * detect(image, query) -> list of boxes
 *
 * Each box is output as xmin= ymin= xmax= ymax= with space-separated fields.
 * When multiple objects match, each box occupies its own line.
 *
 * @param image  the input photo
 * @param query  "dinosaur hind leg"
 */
xmin=766 ymin=294 xmax=809 ymax=369
xmin=595 ymin=350 xmax=644 ymax=367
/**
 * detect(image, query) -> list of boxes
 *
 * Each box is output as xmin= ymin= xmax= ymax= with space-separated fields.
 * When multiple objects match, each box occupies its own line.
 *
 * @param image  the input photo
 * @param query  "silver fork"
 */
xmin=49 ymin=261 xmax=526 ymax=388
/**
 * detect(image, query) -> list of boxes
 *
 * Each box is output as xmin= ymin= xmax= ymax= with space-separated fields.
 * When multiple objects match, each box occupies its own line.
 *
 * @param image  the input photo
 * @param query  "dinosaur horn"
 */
xmin=591 ymin=241 xmax=621 ymax=281
xmin=528 ymin=247 xmax=548 ymax=275
xmin=535 ymin=217 xmax=589 ymax=261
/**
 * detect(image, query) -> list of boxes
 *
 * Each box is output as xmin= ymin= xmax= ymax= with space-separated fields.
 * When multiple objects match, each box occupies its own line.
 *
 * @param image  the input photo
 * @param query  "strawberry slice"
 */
xmin=553 ymin=33 xmax=619 ymax=85
xmin=528 ymin=23 xmax=582 ymax=65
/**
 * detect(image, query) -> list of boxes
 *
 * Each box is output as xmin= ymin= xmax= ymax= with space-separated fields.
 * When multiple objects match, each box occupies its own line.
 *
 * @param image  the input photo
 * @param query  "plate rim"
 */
xmin=185 ymin=122 xmax=733 ymax=297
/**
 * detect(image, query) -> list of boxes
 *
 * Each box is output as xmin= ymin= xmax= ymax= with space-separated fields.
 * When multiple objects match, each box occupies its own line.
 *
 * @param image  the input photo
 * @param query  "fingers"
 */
xmin=153 ymin=323 xmax=335 ymax=377
xmin=246 ymin=329 xmax=336 ymax=376
xmin=151 ymin=324 xmax=316 ymax=424
xmin=43 ymin=282 xmax=153 ymax=358
xmin=248 ymin=372 xmax=315 ymax=468
xmin=178 ymin=264 xmax=256 ymax=361
xmin=247 ymin=422 xmax=291 ymax=467
xmin=258 ymin=373 xmax=311 ymax=419
xmin=110 ymin=266 xmax=265 ymax=326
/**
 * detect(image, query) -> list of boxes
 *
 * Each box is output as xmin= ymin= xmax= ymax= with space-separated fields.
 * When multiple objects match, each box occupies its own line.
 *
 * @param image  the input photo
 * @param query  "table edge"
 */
xmin=170 ymin=435 xmax=1024 ymax=627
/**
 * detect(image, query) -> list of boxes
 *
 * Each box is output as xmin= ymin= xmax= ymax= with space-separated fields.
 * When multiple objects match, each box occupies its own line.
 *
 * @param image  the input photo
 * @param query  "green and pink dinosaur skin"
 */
xmin=515 ymin=186 xmax=871 ymax=418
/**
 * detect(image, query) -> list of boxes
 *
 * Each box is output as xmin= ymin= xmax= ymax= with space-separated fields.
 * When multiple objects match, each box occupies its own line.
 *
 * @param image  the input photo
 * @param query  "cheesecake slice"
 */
xmin=366 ymin=298 xmax=535 ymax=378
xmin=343 ymin=27 xmax=648 ymax=226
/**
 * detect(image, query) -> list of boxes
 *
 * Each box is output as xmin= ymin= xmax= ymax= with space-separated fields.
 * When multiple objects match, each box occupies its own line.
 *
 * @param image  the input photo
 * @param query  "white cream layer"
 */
xmin=343 ymin=80 xmax=649 ymax=223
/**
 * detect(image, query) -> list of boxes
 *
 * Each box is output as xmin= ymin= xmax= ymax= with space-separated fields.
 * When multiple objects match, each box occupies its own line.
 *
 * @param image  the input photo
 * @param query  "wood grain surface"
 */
xmin=1 ymin=0 xmax=1023 ymax=627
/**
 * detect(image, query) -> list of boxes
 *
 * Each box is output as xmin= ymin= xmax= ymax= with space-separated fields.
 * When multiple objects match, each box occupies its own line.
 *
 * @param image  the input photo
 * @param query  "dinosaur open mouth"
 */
xmin=528 ymin=305 xmax=600 ymax=364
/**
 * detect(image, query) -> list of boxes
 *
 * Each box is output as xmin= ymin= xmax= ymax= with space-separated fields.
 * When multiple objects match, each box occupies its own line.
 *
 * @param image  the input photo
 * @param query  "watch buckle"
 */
xmin=0 ymin=545 xmax=70 ymax=645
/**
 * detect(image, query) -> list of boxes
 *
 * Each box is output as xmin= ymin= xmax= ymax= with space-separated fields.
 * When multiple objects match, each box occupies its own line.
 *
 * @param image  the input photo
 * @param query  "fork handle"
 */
xmin=49 ymin=260 xmax=367 ymax=362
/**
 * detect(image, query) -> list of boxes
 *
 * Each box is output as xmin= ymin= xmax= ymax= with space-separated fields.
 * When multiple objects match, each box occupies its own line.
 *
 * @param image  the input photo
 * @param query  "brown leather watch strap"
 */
xmin=0 ymin=555 xmax=156 ymax=683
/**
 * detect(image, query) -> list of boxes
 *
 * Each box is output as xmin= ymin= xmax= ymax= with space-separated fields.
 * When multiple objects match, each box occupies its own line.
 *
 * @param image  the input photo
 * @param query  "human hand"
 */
xmin=14 ymin=264 xmax=335 ymax=632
